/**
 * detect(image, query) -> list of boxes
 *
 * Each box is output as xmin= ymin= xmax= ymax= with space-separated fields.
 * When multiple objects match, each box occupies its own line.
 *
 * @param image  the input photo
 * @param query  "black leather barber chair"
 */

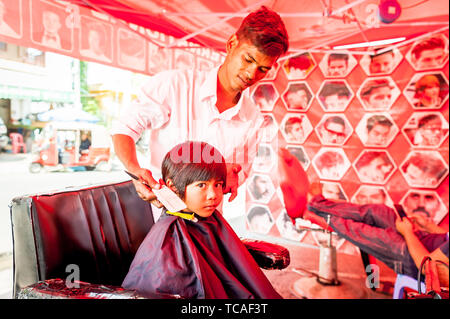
xmin=10 ymin=181 xmax=290 ymax=299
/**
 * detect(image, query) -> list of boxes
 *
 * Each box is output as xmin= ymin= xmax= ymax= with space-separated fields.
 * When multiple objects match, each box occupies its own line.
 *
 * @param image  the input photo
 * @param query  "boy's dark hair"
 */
xmin=161 ymin=141 xmax=227 ymax=199
xmin=236 ymin=6 xmax=289 ymax=57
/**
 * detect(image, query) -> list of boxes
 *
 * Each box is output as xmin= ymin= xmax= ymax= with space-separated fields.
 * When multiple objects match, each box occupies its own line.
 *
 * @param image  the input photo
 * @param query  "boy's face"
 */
xmin=183 ymin=178 xmax=224 ymax=217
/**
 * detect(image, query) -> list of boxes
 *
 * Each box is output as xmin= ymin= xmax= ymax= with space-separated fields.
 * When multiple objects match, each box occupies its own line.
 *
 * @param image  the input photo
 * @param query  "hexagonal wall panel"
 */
xmin=252 ymin=143 xmax=276 ymax=173
xmin=351 ymin=185 xmax=393 ymax=206
xmin=318 ymin=52 xmax=357 ymax=78
xmin=405 ymin=34 xmax=449 ymax=71
xmin=251 ymin=83 xmax=279 ymax=112
xmin=276 ymin=209 xmax=308 ymax=242
xmin=359 ymin=48 xmax=403 ymax=76
xmin=355 ymin=113 xmax=399 ymax=148
xmin=353 ymin=150 xmax=396 ymax=184
xmin=280 ymin=114 xmax=313 ymax=144
xmin=281 ymin=52 xmax=316 ymax=80
xmin=357 ymin=76 xmax=400 ymax=111
xmin=400 ymin=189 xmax=448 ymax=224
xmin=320 ymin=181 xmax=348 ymax=201
xmin=312 ymin=147 xmax=351 ymax=181
xmin=400 ymin=151 xmax=448 ymax=188
xmin=315 ymin=114 xmax=353 ymax=146
xmin=247 ymin=173 xmax=276 ymax=204
xmin=286 ymin=145 xmax=310 ymax=169
xmin=246 ymin=204 xmax=274 ymax=235
xmin=317 ymin=80 xmax=353 ymax=112
xmin=401 ymin=112 xmax=449 ymax=148
xmin=260 ymin=113 xmax=279 ymax=143
xmin=403 ymin=72 xmax=449 ymax=110
xmin=281 ymin=81 xmax=314 ymax=111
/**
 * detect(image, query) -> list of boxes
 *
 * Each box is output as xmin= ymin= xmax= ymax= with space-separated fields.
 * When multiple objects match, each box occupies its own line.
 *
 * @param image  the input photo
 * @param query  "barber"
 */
xmin=111 ymin=6 xmax=289 ymax=217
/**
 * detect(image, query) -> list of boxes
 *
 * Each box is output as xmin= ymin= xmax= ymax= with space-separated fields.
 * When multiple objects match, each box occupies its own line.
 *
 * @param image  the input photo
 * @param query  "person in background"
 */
xmin=111 ymin=6 xmax=289 ymax=220
xmin=276 ymin=151 xmax=448 ymax=287
xmin=79 ymin=131 xmax=91 ymax=155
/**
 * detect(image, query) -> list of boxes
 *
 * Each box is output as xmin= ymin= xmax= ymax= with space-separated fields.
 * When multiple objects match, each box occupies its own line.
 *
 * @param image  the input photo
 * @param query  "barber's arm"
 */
xmin=112 ymin=134 xmax=163 ymax=206
xmin=408 ymin=213 xmax=448 ymax=234
xmin=396 ymin=218 xmax=431 ymax=270
xmin=224 ymin=163 xmax=241 ymax=202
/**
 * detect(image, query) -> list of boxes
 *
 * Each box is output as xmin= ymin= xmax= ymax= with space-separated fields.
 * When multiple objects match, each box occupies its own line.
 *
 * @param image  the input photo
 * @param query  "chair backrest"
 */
xmin=10 ymin=180 xmax=154 ymax=298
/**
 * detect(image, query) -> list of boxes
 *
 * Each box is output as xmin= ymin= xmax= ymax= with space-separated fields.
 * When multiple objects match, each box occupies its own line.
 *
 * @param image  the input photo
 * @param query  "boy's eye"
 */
xmin=196 ymin=182 xmax=206 ymax=188
xmin=215 ymin=182 xmax=224 ymax=188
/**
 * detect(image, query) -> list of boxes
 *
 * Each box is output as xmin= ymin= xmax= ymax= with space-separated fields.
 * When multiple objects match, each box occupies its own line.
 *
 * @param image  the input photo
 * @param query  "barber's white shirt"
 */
xmin=111 ymin=66 xmax=264 ymax=186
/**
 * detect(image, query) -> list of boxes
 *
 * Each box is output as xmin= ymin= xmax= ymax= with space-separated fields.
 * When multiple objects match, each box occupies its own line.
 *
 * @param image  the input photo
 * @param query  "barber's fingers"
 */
xmin=132 ymin=180 xmax=157 ymax=202
xmin=150 ymin=198 xmax=164 ymax=208
xmin=134 ymin=168 xmax=161 ymax=190
xmin=228 ymin=186 xmax=238 ymax=202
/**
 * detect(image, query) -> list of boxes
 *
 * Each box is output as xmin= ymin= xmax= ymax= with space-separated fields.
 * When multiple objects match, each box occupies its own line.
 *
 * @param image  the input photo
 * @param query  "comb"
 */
xmin=125 ymin=171 xmax=187 ymax=212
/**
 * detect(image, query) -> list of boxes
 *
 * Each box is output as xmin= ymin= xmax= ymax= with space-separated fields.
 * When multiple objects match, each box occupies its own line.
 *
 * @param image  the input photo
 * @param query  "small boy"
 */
xmin=122 ymin=141 xmax=281 ymax=299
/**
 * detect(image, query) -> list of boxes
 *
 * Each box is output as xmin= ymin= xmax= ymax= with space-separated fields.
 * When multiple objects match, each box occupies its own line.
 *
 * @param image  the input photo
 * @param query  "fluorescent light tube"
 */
xmin=333 ymin=37 xmax=406 ymax=50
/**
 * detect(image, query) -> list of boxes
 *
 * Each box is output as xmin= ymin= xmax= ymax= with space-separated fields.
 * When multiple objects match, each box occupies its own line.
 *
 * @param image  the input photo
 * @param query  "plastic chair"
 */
xmin=393 ymin=274 xmax=426 ymax=299
xmin=9 ymin=133 xmax=26 ymax=154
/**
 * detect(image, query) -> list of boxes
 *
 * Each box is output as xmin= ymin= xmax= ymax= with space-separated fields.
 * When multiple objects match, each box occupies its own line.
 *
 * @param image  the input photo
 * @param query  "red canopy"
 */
xmin=71 ymin=0 xmax=449 ymax=54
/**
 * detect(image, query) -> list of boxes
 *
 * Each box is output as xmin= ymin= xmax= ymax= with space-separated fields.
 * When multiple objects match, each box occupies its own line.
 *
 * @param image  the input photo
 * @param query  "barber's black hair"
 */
xmin=236 ymin=6 xmax=289 ymax=57
xmin=161 ymin=141 xmax=227 ymax=199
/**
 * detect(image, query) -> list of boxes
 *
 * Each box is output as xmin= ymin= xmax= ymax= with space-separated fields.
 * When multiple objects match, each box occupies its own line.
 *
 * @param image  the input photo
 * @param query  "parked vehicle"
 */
xmin=29 ymin=121 xmax=111 ymax=173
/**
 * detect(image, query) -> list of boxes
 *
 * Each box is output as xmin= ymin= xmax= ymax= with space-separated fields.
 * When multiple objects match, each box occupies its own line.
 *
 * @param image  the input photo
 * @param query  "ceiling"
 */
xmin=72 ymin=0 xmax=449 ymax=56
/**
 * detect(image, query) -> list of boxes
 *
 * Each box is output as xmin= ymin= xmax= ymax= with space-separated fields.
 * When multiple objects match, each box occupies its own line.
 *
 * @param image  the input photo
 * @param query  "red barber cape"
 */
xmin=122 ymin=210 xmax=282 ymax=299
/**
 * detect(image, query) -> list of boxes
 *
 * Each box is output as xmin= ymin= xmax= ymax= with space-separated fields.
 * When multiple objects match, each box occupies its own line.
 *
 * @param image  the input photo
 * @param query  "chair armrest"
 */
xmin=17 ymin=279 xmax=145 ymax=299
xmin=241 ymin=239 xmax=290 ymax=270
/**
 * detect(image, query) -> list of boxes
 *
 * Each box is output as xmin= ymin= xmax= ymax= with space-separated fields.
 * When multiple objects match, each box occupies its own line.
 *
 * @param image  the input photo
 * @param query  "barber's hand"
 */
xmin=128 ymin=167 xmax=163 ymax=208
xmin=395 ymin=217 xmax=414 ymax=237
xmin=224 ymin=164 xmax=241 ymax=202
xmin=408 ymin=213 xmax=431 ymax=232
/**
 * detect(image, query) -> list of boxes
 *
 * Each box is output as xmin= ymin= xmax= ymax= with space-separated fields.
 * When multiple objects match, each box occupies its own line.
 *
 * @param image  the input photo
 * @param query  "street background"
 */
xmin=0 ymin=152 xmax=130 ymax=298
